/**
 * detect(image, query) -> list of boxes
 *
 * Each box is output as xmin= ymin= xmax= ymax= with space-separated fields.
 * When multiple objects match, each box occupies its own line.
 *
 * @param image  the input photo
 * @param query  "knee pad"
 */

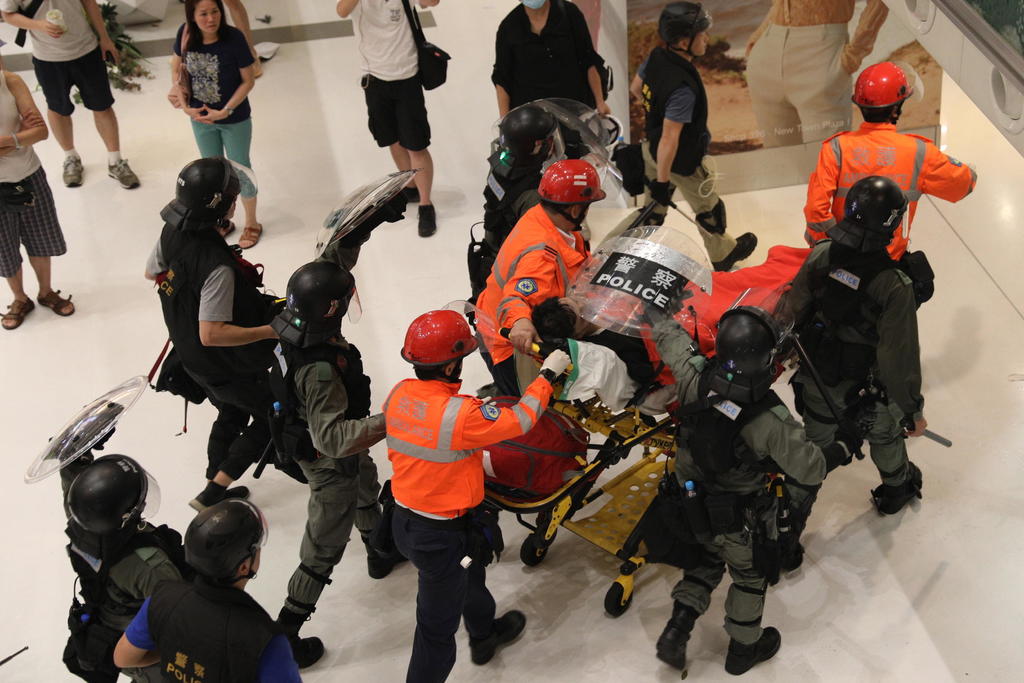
xmin=696 ymin=199 xmax=727 ymax=235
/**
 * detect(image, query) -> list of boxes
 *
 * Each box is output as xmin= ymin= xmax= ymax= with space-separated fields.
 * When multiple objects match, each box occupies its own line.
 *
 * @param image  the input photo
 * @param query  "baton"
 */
xmin=921 ymin=429 xmax=953 ymax=448
xmin=252 ymin=438 xmax=274 ymax=479
xmin=640 ymin=179 xmax=705 ymax=230
xmin=0 ymin=646 xmax=27 ymax=667
xmin=790 ymin=334 xmax=866 ymax=460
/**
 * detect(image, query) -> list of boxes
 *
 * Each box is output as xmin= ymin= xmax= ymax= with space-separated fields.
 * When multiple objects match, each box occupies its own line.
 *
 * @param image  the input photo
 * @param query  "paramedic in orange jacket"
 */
xmin=384 ymin=309 xmax=571 ymax=683
xmin=476 ymin=158 xmax=604 ymax=395
xmin=804 ymin=61 xmax=976 ymax=260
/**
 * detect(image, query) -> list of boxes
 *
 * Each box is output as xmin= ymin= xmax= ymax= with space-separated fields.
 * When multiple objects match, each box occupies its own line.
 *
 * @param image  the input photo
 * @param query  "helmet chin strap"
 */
xmin=553 ymin=204 xmax=588 ymax=231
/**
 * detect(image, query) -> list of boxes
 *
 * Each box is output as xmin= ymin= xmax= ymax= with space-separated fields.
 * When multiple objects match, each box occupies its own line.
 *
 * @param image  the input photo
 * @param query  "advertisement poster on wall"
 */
xmin=626 ymin=0 xmax=945 ymax=187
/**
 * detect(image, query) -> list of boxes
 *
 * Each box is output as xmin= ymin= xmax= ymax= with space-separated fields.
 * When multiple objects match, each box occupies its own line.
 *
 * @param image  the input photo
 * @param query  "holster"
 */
xmin=749 ymin=494 xmax=781 ymax=585
xmin=899 ymin=250 xmax=935 ymax=307
xmin=65 ymin=600 xmax=120 ymax=677
xmin=705 ymin=492 xmax=746 ymax=535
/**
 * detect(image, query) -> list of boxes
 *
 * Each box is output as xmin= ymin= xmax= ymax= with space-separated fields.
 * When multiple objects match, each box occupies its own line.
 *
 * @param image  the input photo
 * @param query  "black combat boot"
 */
xmin=469 ymin=610 xmax=526 ymax=665
xmin=871 ymin=461 xmax=923 ymax=515
xmin=277 ymin=608 xmax=325 ymax=668
xmin=655 ymin=601 xmax=698 ymax=670
xmin=724 ymin=626 xmax=781 ymax=675
xmin=362 ymin=535 xmax=406 ymax=580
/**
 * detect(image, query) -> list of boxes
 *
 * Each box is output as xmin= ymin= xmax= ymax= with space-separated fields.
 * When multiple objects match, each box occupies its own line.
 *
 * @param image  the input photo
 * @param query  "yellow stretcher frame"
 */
xmin=484 ymin=394 xmax=678 ymax=617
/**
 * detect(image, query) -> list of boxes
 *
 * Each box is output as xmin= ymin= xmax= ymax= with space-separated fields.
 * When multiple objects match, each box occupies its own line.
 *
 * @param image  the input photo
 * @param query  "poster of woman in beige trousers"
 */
xmin=745 ymin=0 xmax=889 ymax=147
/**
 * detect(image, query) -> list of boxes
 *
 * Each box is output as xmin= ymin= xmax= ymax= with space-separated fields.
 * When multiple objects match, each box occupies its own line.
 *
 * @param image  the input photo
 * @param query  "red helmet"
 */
xmin=853 ymin=62 xmax=913 ymax=108
xmin=538 ymin=159 xmax=607 ymax=205
xmin=401 ymin=310 xmax=478 ymax=366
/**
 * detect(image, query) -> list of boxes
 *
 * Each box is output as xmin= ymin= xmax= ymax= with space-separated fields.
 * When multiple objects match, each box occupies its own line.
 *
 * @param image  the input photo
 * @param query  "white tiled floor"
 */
xmin=1 ymin=2 xmax=1023 ymax=682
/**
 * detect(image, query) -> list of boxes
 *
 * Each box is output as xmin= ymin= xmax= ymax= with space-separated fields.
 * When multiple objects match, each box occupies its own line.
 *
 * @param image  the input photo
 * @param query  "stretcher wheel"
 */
xmin=519 ymin=534 xmax=549 ymax=567
xmin=604 ymin=580 xmax=633 ymax=617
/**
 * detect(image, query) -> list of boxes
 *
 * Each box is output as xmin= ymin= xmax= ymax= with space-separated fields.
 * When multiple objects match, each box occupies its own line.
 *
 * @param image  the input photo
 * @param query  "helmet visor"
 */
xmin=347 ymin=286 xmax=363 ymax=324
xmin=26 ymin=376 xmax=148 ymax=484
xmin=227 ymin=160 xmax=258 ymax=198
xmin=725 ymin=285 xmax=795 ymax=345
xmin=138 ymin=468 xmax=161 ymax=525
xmin=531 ymin=98 xmax=621 ymax=189
xmin=890 ymin=60 xmax=925 ymax=104
xmin=443 ymin=300 xmax=489 ymax=356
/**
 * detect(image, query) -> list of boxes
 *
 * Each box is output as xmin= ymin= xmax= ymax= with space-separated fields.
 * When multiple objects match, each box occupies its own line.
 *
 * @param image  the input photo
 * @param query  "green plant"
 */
xmin=100 ymin=2 xmax=152 ymax=92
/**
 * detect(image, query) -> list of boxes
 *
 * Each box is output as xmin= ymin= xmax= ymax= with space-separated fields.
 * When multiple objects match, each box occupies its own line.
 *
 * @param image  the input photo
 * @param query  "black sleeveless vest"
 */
xmin=642 ymin=46 xmax=710 ymax=176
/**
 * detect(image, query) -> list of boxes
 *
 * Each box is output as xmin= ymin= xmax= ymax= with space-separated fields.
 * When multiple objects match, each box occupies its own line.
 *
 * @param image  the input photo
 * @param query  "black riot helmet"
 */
xmin=160 ymin=158 xmax=241 ymax=231
xmin=496 ymin=105 xmax=558 ymax=173
xmin=65 ymin=455 xmax=159 ymax=535
xmin=829 ymin=176 xmax=908 ymax=252
xmin=272 ymin=261 xmax=356 ymax=348
xmin=658 ymin=2 xmax=711 ymax=47
xmin=709 ymin=307 xmax=780 ymax=403
xmin=185 ymin=499 xmax=267 ymax=584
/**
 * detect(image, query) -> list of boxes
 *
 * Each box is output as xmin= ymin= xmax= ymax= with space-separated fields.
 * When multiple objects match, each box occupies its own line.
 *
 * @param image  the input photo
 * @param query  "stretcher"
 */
xmin=484 ymin=391 xmax=678 ymax=617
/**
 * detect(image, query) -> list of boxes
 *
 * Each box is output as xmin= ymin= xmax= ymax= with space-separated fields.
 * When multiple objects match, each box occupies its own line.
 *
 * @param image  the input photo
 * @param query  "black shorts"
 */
xmin=33 ymin=47 xmax=115 ymax=116
xmin=363 ymin=75 xmax=430 ymax=151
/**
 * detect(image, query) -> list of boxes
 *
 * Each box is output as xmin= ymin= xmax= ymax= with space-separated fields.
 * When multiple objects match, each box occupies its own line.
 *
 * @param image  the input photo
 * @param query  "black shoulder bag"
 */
xmin=14 ymin=0 xmax=46 ymax=47
xmin=400 ymin=0 xmax=451 ymax=90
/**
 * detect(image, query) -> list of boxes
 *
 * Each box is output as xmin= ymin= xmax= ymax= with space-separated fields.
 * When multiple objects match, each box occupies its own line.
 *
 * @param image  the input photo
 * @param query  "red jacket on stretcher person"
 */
xmin=804 ymin=61 xmax=977 ymax=260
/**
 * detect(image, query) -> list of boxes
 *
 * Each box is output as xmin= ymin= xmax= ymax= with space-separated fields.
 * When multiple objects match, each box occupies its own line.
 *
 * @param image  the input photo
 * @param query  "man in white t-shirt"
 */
xmin=337 ymin=0 xmax=441 ymax=237
xmin=0 ymin=0 xmax=139 ymax=189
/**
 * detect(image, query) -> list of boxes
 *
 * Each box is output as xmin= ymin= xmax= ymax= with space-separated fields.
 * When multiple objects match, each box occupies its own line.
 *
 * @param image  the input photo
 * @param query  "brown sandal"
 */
xmin=2 ymin=298 xmax=34 ymax=330
xmin=37 ymin=290 xmax=75 ymax=316
xmin=238 ymin=223 xmax=263 ymax=250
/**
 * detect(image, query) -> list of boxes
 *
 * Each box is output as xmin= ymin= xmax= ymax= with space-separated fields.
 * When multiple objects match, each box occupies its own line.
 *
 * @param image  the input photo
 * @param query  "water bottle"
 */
xmin=776 ymin=483 xmax=791 ymax=535
xmin=273 ymin=401 xmax=282 ymax=418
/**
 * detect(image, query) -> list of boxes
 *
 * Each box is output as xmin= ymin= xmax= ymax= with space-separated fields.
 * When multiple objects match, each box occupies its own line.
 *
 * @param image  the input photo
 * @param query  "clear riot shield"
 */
xmin=25 ymin=375 xmax=148 ymax=484
xmin=537 ymin=97 xmax=622 ymax=149
xmin=314 ymin=170 xmax=417 ymax=258
xmin=530 ymin=98 xmax=622 ymax=186
xmin=570 ymin=225 xmax=713 ymax=338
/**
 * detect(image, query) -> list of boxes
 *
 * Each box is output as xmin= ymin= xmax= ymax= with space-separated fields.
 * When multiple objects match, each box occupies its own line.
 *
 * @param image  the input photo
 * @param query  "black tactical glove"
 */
xmin=823 ymin=428 xmax=863 ymax=472
xmin=649 ymin=179 xmax=673 ymax=207
xmin=337 ymin=193 xmax=409 ymax=248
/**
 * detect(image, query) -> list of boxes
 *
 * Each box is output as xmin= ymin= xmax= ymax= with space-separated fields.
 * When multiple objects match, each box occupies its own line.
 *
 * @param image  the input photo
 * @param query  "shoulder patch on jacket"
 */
xmin=480 ymin=403 xmax=501 ymax=421
xmin=945 ymin=155 xmax=963 ymax=167
xmin=515 ymin=278 xmax=538 ymax=296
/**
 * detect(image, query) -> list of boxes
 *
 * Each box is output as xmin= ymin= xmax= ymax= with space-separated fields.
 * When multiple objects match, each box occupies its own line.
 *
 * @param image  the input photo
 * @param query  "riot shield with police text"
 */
xmin=570 ymin=225 xmax=713 ymax=338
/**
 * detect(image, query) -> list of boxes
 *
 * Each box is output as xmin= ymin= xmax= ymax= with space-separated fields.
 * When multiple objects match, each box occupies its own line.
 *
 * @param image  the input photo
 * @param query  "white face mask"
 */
xmin=521 ymin=0 xmax=547 ymax=9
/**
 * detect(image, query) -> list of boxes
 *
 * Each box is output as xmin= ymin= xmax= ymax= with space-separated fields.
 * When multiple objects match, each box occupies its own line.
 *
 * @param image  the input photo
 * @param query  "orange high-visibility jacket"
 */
xmin=477 ymin=204 xmax=589 ymax=364
xmin=383 ymin=375 xmax=553 ymax=518
xmin=804 ymin=122 xmax=977 ymax=259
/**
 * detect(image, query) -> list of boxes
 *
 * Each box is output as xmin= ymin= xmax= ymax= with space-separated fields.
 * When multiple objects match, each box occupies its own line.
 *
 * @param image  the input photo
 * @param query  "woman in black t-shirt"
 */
xmin=169 ymin=0 xmax=262 ymax=248
xmin=492 ymin=0 xmax=608 ymax=117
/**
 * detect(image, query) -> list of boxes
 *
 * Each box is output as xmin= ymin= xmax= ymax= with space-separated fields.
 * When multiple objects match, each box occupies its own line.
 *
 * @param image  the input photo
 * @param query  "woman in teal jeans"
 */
xmin=169 ymin=0 xmax=262 ymax=248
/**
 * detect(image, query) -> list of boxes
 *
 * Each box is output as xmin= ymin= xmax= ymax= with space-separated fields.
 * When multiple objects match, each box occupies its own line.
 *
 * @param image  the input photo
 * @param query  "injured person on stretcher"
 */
xmin=530 ymin=297 xmax=678 ymax=414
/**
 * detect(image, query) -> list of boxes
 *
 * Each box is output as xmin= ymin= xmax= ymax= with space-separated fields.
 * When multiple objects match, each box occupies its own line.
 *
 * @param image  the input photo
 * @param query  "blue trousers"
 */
xmin=392 ymin=510 xmax=496 ymax=683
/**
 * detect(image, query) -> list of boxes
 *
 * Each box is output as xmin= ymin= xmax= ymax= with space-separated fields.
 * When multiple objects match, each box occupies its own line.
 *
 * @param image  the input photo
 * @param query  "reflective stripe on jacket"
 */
xmin=476 ymin=204 xmax=588 ymax=364
xmin=383 ymin=375 xmax=554 ymax=517
xmin=804 ymin=122 xmax=977 ymax=259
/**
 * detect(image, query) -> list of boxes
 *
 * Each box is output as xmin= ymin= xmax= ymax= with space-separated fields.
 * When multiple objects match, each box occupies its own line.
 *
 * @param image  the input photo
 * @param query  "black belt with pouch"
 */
xmin=0 ymin=177 xmax=35 ymax=211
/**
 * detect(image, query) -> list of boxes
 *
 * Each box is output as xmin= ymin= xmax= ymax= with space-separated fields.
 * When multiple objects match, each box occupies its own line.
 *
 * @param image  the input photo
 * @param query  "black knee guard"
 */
xmin=696 ymin=199 xmax=726 ymax=235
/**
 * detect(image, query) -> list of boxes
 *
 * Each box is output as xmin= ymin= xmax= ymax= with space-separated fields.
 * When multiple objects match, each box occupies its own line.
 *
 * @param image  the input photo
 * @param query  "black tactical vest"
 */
xmin=64 ymin=524 xmax=189 ymax=675
xmin=147 ymin=579 xmax=278 ymax=683
xmin=269 ymin=340 xmax=372 ymax=462
xmin=157 ymin=224 xmax=275 ymax=380
xmin=482 ymin=161 xmax=543 ymax=247
xmin=642 ymin=46 xmax=710 ymax=176
xmin=802 ymin=243 xmax=899 ymax=384
xmin=677 ymin=371 xmax=783 ymax=480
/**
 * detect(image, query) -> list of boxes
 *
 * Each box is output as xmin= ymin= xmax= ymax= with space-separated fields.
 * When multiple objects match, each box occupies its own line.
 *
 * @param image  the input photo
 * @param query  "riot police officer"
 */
xmin=468 ymin=104 xmax=557 ymax=298
xmin=63 ymin=455 xmax=187 ymax=683
xmin=650 ymin=305 xmax=856 ymax=675
xmin=783 ymin=176 xmax=927 ymax=568
xmin=145 ymin=158 xmax=277 ymax=510
xmin=114 ymin=499 xmax=301 ymax=681
xmin=628 ymin=2 xmax=757 ymax=271
xmin=269 ymin=260 xmax=399 ymax=667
